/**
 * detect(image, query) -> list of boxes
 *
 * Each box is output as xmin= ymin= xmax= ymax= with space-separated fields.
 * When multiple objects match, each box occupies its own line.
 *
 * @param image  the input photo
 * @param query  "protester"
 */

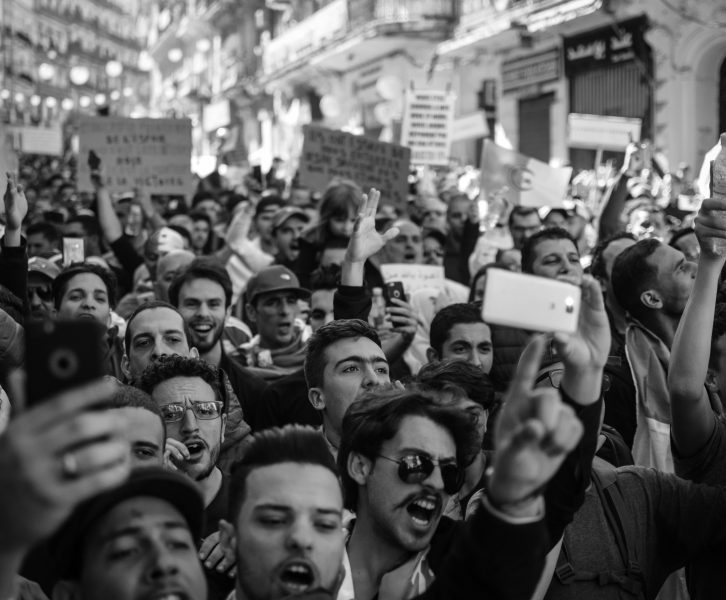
xmin=27 ymin=256 xmax=59 ymax=320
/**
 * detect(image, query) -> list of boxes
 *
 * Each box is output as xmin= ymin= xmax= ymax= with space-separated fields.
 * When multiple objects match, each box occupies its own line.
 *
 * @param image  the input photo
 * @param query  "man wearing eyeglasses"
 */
xmin=138 ymin=354 xmax=235 ymax=600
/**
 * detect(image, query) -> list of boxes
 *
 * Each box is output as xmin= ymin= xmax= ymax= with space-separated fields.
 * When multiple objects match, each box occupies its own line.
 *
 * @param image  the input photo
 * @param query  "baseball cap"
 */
xmin=50 ymin=467 xmax=204 ymax=578
xmin=28 ymin=256 xmax=61 ymax=281
xmin=246 ymin=265 xmax=310 ymax=303
xmin=254 ymin=195 xmax=284 ymax=218
xmin=272 ymin=206 xmax=310 ymax=231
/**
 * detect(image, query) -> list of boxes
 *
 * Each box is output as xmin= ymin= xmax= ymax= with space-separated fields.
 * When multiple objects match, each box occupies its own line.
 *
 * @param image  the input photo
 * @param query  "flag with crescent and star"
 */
xmin=480 ymin=140 xmax=572 ymax=208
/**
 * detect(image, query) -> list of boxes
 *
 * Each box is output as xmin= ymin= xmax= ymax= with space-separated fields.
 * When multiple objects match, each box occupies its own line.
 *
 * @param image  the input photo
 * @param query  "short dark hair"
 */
xmin=508 ymin=206 xmax=541 ymax=229
xmin=415 ymin=359 xmax=496 ymax=411
xmin=338 ymin=389 xmax=480 ymax=511
xmin=522 ymin=227 xmax=579 ymax=274
xmin=304 ymin=319 xmax=381 ymax=389
xmin=309 ymin=264 xmax=341 ymax=292
xmin=543 ymin=208 xmax=570 ymax=224
xmin=53 ymin=262 xmax=118 ymax=309
xmin=228 ymin=425 xmax=339 ymax=521
xmin=611 ymin=238 xmax=661 ymax=320
xmin=26 ymin=221 xmax=60 ymax=244
xmin=168 ymin=257 xmax=233 ymax=309
xmin=468 ymin=262 xmax=511 ymax=302
xmin=138 ymin=355 xmax=226 ymax=412
xmin=166 ymin=224 xmax=193 ymax=249
xmin=590 ymin=232 xmax=637 ymax=282
xmin=429 ymin=303 xmax=483 ymax=356
xmin=189 ymin=210 xmax=212 ymax=227
xmin=109 ymin=383 xmax=166 ymax=438
xmin=124 ymin=300 xmax=192 ymax=355
xmin=66 ymin=215 xmax=99 ymax=238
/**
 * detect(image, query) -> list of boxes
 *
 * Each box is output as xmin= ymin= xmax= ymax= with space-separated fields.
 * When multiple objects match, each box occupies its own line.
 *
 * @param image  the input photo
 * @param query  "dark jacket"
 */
xmin=252 ymin=368 xmax=322 ymax=432
xmin=0 ymin=236 xmax=29 ymax=314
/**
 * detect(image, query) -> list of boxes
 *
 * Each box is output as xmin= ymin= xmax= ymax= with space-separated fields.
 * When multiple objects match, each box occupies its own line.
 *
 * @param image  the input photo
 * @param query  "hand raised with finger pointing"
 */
xmin=344 ymin=188 xmax=399 ymax=265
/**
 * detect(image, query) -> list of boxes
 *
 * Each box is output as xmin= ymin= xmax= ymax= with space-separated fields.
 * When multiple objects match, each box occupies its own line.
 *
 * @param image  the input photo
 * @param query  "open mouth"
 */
xmin=191 ymin=322 xmax=213 ymax=335
xmin=183 ymin=440 xmax=206 ymax=460
xmin=406 ymin=497 xmax=439 ymax=528
xmin=76 ymin=313 xmax=96 ymax=320
xmin=404 ymin=252 xmax=417 ymax=262
xmin=278 ymin=561 xmax=317 ymax=595
xmin=146 ymin=589 xmax=191 ymax=600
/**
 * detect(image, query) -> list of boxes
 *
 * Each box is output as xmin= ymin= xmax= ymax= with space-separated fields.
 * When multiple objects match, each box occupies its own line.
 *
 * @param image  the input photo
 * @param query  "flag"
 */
xmin=480 ymin=140 xmax=572 ymax=208
xmin=697 ymin=139 xmax=721 ymax=198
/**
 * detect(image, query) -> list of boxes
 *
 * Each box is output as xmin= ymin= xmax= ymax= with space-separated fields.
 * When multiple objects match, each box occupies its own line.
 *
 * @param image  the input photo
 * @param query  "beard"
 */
xmin=189 ymin=319 xmax=225 ymax=354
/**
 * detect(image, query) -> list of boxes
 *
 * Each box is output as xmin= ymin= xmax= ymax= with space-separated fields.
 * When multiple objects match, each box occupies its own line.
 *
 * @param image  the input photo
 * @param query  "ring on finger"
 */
xmin=61 ymin=452 xmax=79 ymax=479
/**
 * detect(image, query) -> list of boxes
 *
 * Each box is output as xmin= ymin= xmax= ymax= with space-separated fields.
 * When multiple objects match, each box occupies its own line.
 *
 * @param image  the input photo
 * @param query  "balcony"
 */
xmin=439 ymin=0 xmax=602 ymax=57
xmin=261 ymin=0 xmax=455 ymax=82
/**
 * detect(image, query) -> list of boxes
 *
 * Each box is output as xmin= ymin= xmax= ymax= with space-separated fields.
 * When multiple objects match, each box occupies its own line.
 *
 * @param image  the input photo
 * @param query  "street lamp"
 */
xmin=70 ymin=65 xmax=91 ymax=86
xmin=105 ymin=60 xmax=123 ymax=78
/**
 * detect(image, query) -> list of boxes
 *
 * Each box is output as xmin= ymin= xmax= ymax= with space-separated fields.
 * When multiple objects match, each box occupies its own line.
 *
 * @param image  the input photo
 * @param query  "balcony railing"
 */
xmin=349 ymin=0 xmax=456 ymax=27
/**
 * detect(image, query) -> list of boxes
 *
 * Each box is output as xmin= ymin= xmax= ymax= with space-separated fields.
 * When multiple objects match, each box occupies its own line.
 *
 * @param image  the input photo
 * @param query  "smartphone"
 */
xmin=25 ymin=320 xmax=107 ymax=407
xmin=384 ymin=281 xmax=407 ymax=307
xmin=88 ymin=150 xmax=101 ymax=171
xmin=63 ymin=237 xmax=85 ymax=266
xmin=482 ymin=269 xmax=581 ymax=334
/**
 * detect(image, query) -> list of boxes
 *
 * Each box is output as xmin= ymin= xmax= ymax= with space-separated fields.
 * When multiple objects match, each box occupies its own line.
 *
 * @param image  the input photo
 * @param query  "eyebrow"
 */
xmin=99 ymin=521 xmax=188 ymax=545
xmin=68 ymin=287 xmax=107 ymax=295
xmin=334 ymin=355 xmax=389 ymax=368
xmin=396 ymin=447 xmax=457 ymax=462
xmin=133 ymin=440 xmax=161 ymax=451
xmin=254 ymin=503 xmax=342 ymax=517
xmin=132 ymin=329 xmax=184 ymax=341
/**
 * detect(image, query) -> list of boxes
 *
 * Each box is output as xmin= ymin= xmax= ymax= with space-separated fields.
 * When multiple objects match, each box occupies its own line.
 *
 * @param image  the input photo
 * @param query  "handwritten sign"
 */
xmin=400 ymin=90 xmax=456 ymax=167
xmin=299 ymin=125 xmax=411 ymax=209
xmin=380 ymin=264 xmax=445 ymax=295
xmin=78 ymin=117 xmax=192 ymax=195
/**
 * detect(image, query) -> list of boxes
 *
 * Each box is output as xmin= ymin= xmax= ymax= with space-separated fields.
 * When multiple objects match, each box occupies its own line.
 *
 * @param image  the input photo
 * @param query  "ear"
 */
xmin=218 ymin=519 xmax=237 ymax=563
xmin=426 ymin=347 xmax=439 ymax=364
xmin=52 ymin=580 xmax=81 ymax=600
xmin=121 ymin=353 xmax=131 ymax=381
xmin=640 ymin=289 xmax=663 ymax=309
xmin=308 ymin=387 xmax=326 ymax=410
xmin=189 ymin=347 xmax=199 ymax=358
xmin=246 ymin=303 xmax=258 ymax=324
xmin=347 ymin=451 xmax=372 ymax=486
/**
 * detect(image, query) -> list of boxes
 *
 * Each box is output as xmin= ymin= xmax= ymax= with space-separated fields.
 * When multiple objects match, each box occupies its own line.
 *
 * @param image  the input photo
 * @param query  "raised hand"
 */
xmin=488 ymin=335 xmax=583 ymax=512
xmin=4 ymin=172 xmax=28 ymax=234
xmin=694 ymin=198 xmax=726 ymax=260
xmin=344 ymin=189 xmax=399 ymax=265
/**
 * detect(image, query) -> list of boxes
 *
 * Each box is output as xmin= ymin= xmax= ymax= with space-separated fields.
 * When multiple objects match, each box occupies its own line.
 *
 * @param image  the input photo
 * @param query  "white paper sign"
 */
xmin=380 ymin=264 xmax=445 ymax=295
xmin=78 ymin=117 xmax=193 ymax=195
xmin=401 ymin=90 xmax=456 ymax=166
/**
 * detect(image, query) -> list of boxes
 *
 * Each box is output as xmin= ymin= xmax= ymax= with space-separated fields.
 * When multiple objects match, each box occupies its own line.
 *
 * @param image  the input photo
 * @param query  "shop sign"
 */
xmin=564 ymin=17 xmax=648 ymax=73
xmin=502 ymin=48 xmax=560 ymax=93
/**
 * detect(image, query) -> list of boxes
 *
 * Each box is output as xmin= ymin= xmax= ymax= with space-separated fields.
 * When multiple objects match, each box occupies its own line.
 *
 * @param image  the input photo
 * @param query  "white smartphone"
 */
xmin=482 ymin=269 xmax=581 ymax=334
xmin=62 ymin=237 xmax=85 ymax=266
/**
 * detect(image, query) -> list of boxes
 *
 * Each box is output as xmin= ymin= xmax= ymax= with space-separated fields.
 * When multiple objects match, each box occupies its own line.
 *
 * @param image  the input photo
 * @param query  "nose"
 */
xmin=151 ymin=337 xmax=170 ymax=361
xmin=179 ymin=406 xmax=199 ymax=434
xmin=468 ymin=349 xmax=482 ymax=368
xmin=360 ymin=364 xmax=379 ymax=389
xmin=197 ymin=302 xmax=211 ymax=317
xmin=285 ymin=518 xmax=314 ymax=552
xmin=423 ymin=464 xmax=446 ymax=492
xmin=145 ymin=541 xmax=180 ymax=583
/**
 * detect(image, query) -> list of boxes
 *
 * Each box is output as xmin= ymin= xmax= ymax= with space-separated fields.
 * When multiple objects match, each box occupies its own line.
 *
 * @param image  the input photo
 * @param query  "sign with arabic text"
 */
xmin=564 ymin=17 xmax=649 ymax=74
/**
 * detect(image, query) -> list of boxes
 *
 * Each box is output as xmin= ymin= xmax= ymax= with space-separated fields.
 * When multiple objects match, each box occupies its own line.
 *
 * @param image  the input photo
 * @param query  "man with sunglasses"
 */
xmin=27 ymin=257 xmax=59 ymax=320
xmin=138 ymin=355 xmax=235 ymax=600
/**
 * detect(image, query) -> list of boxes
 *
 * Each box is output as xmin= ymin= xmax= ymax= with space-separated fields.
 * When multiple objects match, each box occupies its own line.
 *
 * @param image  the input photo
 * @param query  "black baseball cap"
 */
xmin=50 ymin=467 xmax=204 ymax=578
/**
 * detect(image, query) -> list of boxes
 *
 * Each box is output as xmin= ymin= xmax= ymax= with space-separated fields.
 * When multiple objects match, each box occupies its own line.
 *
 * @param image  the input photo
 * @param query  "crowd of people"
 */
xmin=0 ymin=135 xmax=725 ymax=600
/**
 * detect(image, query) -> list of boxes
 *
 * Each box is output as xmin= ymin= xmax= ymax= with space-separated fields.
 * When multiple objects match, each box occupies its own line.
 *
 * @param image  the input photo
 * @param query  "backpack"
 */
xmin=554 ymin=458 xmax=646 ymax=597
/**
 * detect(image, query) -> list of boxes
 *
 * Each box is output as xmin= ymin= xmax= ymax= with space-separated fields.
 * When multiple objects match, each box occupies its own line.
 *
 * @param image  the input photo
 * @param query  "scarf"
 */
xmin=238 ymin=326 xmax=307 ymax=381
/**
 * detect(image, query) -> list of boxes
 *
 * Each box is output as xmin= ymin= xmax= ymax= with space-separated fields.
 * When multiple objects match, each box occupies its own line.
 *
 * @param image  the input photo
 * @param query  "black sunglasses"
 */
xmin=28 ymin=285 xmax=53 ymax=302
xmin=378 ymin=452 xmax=463 ymax=495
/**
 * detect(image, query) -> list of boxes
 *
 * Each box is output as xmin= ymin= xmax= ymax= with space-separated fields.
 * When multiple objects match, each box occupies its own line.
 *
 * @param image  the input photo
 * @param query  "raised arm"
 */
xmin=94 ymin=179 xmax=124 ymax=244
xmin=668 ymin=199 xmax=723 ymax=457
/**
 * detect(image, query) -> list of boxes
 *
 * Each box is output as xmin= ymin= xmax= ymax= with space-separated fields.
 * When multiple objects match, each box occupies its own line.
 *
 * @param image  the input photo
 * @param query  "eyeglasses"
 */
xmin=28 ymin=285 xmax=53 ymax=302
xmin=536 ymin=368 xmax=564 ymax=389
xmin=377 ymin=452 xmax=463 ymax=495
xmin=310 ymin=308 xmax=329 ymax=321
xmin=160 ymin=401 xmax=223 ymax=423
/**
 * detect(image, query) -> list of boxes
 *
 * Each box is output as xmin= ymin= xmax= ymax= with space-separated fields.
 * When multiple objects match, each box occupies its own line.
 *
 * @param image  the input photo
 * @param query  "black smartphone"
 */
xmin=88 ymin=150 xmax=101 ymax=171
xmin=384 ymin=281 xmax=407 ymax=307
xmin=26 ymin=320 xmax=107 ymax=407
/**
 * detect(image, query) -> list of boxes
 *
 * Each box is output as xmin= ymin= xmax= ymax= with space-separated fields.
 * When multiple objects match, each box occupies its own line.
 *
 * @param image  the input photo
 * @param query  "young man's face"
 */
xmin=191 ymin=219 xmax=211 ymax=251
xmin=177 ymin=278 xmax=227 ymax=354
xmin=310 ymin=289 xmax=335 ymax=333
xmin=644 ymin=243 xmax=697 ymax=317
xmin=123 ymin=307 xmax=193 ymax=381
xmin=113 ymin=406 xmax=165 ymax=467
xmin=152 ymin=376 xmax=225 ymax=482
xmin=510 ymin=213 xmax=542 ymax=250
xmin=447 ymin=197 xmax=470 ymax=238
xmin=423 ymin=236 xmax=444 ymax=266
xmin=27 ymin=233 xmax=55 ymax=257
xmin=248 ymin=292 xmax=301 ymax=349
xmin=274 ymin=217 xmax=307 ymax=263
xmin=531 ymin=238 xmax=583 ymax=286
xmin=437 ymin=322 xmax=493 ymax=373
xmin=354 ymin=415 xmax=457 ymax=554
xmin=255 ymin=209 xmax=279 ymax=244
xmin=76 ymin=497 xmax=206 ymax=600
xmin=310 ymin=337 xmax=390 ymax=438
xmin=57 ymin=272 xmax=111 ymax=326
xmin=27 ymin=274 xmax=55 ymax=319
xmin=153 ymin=251 xmax=194 ymax=303
xmin=382 ymin=221 xmax=423 ymax=264
xmin=221 ymin=462 xmax=345 ymax=600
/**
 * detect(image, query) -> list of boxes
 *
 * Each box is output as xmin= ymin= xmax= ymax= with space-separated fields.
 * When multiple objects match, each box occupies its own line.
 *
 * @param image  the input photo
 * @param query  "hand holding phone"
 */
xmin=384 ymin=281 xmax=407 ymax=307
xmin=482 ymin=270 xmax=580 ymax=334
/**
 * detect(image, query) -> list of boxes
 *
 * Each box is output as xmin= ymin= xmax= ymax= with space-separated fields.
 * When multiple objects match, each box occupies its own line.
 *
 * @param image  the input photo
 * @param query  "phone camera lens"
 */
xmin=49 ymin=348 xmax=79 ymax=380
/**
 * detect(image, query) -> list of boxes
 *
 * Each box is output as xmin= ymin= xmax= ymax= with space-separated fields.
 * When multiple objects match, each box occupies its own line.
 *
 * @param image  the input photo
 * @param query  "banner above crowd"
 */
xmin=480 ymin=140 xmax=572 ymax=208
xmin=77 ymin=117 xmax=193 ymax=195
xmin=299 ymin=125 xmax=411 ymax=209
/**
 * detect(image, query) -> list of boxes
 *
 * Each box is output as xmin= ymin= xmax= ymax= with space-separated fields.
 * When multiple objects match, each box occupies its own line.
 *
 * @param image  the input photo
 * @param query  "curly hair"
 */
xmin=138 ymin=355 xmax=225 ymax=412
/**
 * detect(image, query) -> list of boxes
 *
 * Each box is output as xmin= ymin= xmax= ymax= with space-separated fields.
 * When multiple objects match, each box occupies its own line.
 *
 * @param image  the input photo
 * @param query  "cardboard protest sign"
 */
xmin=299 ymin=125 xmax=411 ymax=209
xmin=380 ymin=264 xmax=445 ymax=295
xmin=78 ymin=117 xmax=192 ymax=195
xmin=480 ymin=140 xmax=572 ymax=208
xmin=8 ymin=125 xmax=63 ymax=156
xmin=400 ymin=90 xmax=456 ymax=167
